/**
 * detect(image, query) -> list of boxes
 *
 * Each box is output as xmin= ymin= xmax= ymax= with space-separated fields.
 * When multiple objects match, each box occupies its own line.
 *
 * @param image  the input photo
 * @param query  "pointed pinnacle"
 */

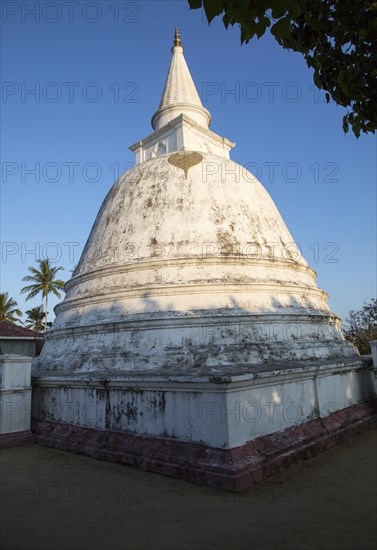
xmin=174 ymin=27 xmax=181 ymax=47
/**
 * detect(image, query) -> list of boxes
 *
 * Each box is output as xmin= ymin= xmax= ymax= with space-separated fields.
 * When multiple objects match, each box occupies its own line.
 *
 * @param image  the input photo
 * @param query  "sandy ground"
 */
xmin=0 ymin=429 xmax=376 ymax=550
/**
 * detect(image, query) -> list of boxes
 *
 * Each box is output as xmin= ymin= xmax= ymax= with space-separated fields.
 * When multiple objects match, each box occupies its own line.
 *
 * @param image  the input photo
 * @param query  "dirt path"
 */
xmin=1 ymin=429 xmax=376 ymax=550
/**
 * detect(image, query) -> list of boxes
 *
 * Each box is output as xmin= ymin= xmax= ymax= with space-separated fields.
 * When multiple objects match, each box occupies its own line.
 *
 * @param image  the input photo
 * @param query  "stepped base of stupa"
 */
xmin=31 ymin=357 xmax=377 ymax=491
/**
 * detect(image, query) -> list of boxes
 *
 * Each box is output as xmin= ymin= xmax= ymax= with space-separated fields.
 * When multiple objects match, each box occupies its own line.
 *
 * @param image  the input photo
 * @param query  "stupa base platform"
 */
xmin=31 ymin=358 xmax=377 ymax=491
xmin=32 ymin=402 xmax=377 ymax=491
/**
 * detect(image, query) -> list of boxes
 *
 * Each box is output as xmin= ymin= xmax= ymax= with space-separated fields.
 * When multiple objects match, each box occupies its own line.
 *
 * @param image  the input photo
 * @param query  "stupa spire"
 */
xmin=174 ymin=27 xmax=181 ymax=48
xmin=151 ymin=28 xmax=211 ymax=131
xmin=130 ymin=29 xmax=235 ymax=163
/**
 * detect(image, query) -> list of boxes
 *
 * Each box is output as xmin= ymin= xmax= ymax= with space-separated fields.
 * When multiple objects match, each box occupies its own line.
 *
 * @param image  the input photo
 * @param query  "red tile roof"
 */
xmin=0 ymin=320 xmax=44 ymax=338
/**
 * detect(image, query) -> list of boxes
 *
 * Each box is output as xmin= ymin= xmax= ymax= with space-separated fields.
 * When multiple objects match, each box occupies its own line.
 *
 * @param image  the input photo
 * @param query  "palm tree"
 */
xmin=21 ymin=259 xmax=65 ymax=332
xmin=25 ymin=305 xmax=45 ymax=332
xmin=0 ymin=292 xmax=23 ymax=323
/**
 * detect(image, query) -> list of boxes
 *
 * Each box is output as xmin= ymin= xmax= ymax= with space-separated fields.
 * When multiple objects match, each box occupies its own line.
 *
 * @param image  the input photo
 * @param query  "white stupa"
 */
xmin=33 ymin=30 xmax=376 ymax=491
xmin=35 ymin=29 xmax=356 ymax=374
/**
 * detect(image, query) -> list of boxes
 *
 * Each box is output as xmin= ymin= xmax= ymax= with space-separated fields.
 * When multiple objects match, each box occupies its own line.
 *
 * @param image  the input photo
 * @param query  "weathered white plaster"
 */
xmin=32 ymin=31 xmax=375 ymax=482
xmin=34 ymin=151 xmax=358 ymax=374
xmin=151 ymin=43 xmax=211 ymax=131
xmin=34 ymin=25 xmax=360 ymax=446
xmin=129 ymin=114 xmax=235 ymax=163
xmin=33 ymin=359 xmax=375 ymax=448
xmin=0 ymin=355 xmax=32 ymax=434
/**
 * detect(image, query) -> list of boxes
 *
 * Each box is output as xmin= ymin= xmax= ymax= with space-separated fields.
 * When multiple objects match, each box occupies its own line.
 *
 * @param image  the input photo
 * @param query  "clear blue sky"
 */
xmin=1 ymin=0 xmax=376 ymax=323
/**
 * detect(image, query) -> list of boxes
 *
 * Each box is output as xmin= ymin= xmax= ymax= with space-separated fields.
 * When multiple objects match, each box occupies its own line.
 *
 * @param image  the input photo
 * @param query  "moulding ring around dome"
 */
xmin=44 ymin=311 xmax=342 ymax=341
xmin=56 ymin=282 xmax=329 ymax=313
xmin=54 ymin=282 xmax=329 ymax=316
xmin=151 ymin=103 xmax=212 ymax=129
xmin=67 ymin=256 xmax=317 ymax=291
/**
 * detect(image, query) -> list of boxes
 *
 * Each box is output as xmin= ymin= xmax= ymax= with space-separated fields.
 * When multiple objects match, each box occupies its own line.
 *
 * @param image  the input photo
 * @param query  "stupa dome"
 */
xmin=35 ymin=30 xmax=357 ymax=374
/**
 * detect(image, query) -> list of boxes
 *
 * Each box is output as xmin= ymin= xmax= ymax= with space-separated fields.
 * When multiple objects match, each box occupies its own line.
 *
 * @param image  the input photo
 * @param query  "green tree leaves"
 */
xmin=271 ymin=16 xmax=291 ymax=39
xmin=343 ymin=298 xmax=377 ymax=355
xmin=188 ymin=0 xmax=377 ymax=138
xmin=25 ymin=306 xmax=46 ymax=332
xmin=0 ymin=293 xmax=22 ymax=323
xmin=202 ymin=0 xmax=224 ymax=23
xmin=21 ymin=259 xmax=65 ymax=332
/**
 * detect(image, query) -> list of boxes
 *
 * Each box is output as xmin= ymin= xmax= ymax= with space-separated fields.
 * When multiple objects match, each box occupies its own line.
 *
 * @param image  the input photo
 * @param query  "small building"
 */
xmin=0 ymin=320 xmax=44 ymax=357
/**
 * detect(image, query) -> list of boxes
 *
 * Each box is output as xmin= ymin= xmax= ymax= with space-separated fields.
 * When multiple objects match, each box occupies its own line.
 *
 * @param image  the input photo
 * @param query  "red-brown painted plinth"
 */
xmin=32 ymin=400 xmax=377 ymax=491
